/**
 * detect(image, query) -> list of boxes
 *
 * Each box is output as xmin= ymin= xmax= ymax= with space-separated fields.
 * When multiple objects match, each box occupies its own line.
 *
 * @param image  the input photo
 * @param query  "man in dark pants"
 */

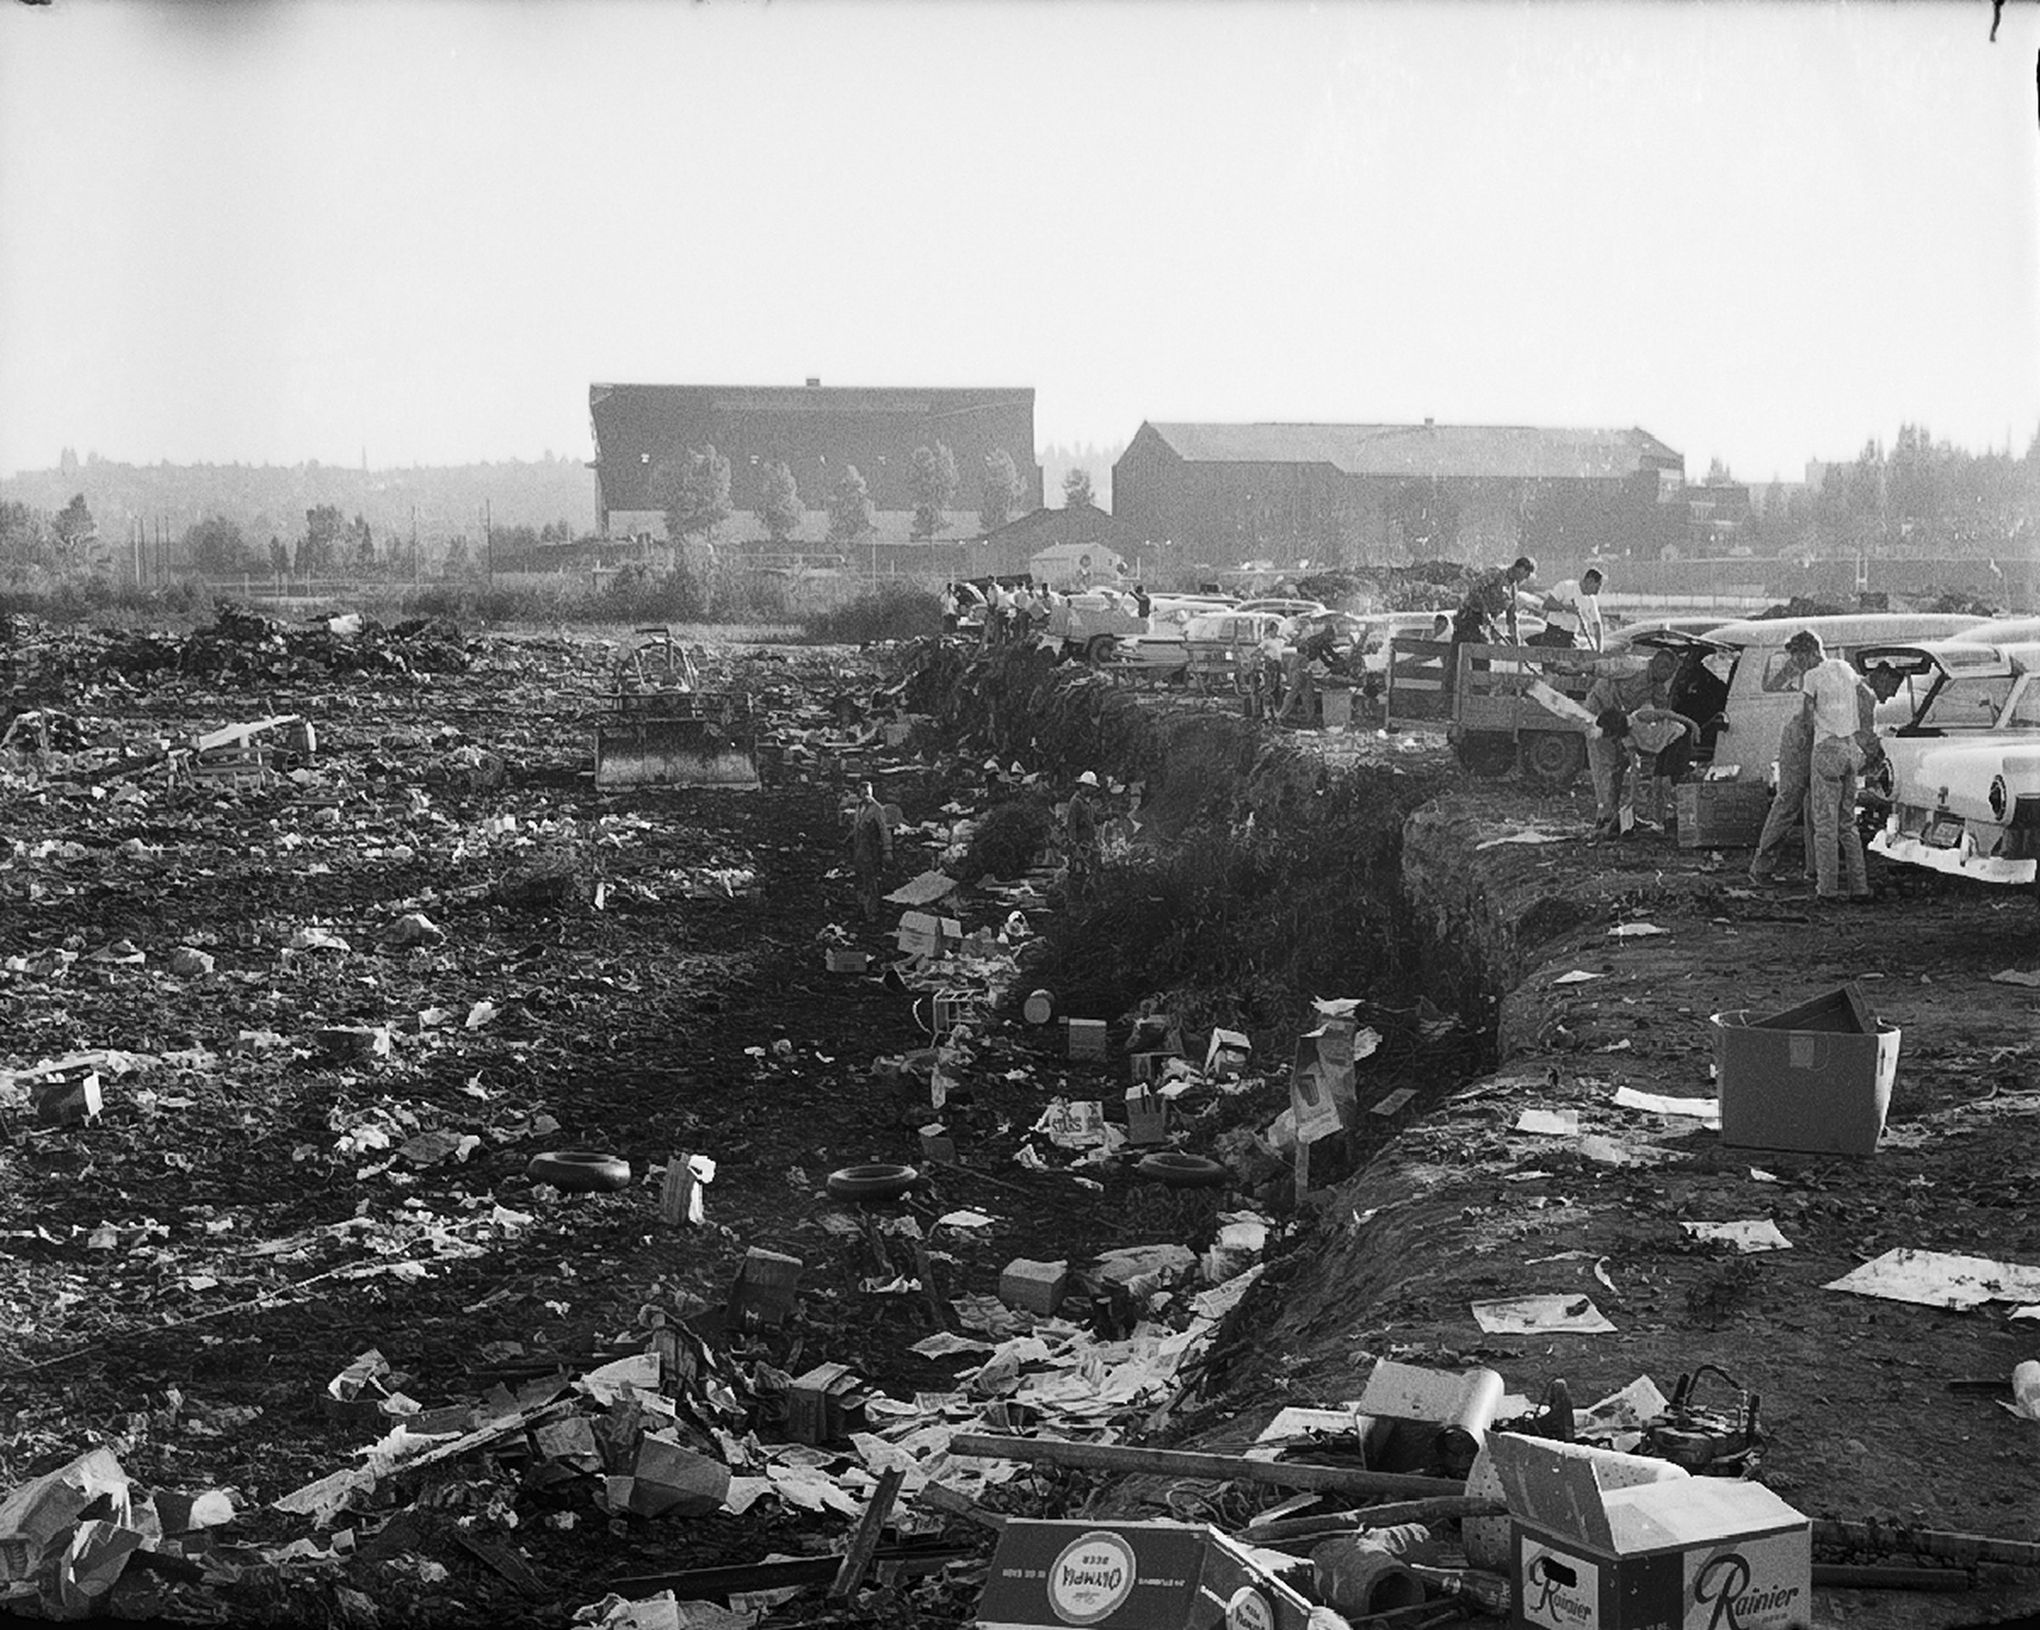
xmin=1449 ymin=555 xmax=1537 ymax=692
xmin=848 ymin=782 xmax=894 ymax=921
xmin=1655 ymin=648 xmax=1731 ymax=830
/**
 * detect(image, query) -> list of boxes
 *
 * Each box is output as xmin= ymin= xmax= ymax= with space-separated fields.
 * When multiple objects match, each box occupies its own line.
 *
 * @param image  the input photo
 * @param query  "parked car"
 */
xmin=1952 ymin=616 xmax=2040 ymax=645
xmin=1693 ymin=613 xmax=1993 ymax=781
xmin=1107 ymin=595 xmax=1237 ymax=675
xmin=1604 ymin=616 xmax=1732 ymax=647
xmin=1045 ymin=589 xmax=1149 ymax=662
xmin=1182 ymin=609 xmax=1293 ymax=691
xmin=1340 ymin=613 xmax=1452 ymax=677
xmin=1855 ymin=637 xmax=2040 ymax=887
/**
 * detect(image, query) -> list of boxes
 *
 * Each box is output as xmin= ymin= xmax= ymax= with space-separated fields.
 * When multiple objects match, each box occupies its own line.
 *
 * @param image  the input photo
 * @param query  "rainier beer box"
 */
xmin=1487 ymin=1433 xmax=1812 ymax=1630
xmin=976 ymin=1519 xmax=1316 ymax=1630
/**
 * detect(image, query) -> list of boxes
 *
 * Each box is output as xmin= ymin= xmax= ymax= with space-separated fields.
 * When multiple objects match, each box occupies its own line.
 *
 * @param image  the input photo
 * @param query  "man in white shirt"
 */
xmin=1777 ymin=631 xmax=1876 ymax=902
xmin=1534 ymin=568 xmax=1605 ymax=650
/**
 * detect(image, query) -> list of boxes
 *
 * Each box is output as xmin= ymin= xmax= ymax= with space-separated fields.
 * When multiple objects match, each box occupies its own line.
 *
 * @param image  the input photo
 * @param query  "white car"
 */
xmin=1857 ymin=638 xmax=2040 ymax=887
xmin=1108 ymin=595 xmax=1237 ymax=675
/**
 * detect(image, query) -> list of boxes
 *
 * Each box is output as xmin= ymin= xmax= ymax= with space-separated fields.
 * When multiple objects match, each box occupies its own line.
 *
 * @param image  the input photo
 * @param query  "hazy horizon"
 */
xmin=3 ymin=0 xmax=2035 ymax=490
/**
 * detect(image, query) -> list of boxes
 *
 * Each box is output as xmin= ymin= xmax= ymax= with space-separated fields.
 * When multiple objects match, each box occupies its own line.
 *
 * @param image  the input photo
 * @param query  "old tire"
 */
xmin=1135 ymin=1152 xmax=1230 ymax=1190
xmin=1520 ymin=730 xmax=1586 ymax=791
xmin=825 ymin=1162 xmax=920 ymax=1201
xmin=526 ymin=1150 xmax=632 ymax=1192
xmin=1453 ymin=732 xmax=1517 ymax=779
xmin=1084 ymin=635 xmax=1119 ymax=666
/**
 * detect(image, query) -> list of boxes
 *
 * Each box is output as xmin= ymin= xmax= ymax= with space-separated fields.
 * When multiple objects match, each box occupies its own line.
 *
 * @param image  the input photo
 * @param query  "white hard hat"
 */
xmin=1077 ymin=771 xmax=1100 ymax=788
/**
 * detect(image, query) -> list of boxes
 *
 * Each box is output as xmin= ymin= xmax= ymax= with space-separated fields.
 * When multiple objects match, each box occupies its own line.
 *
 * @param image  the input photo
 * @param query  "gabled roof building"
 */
xmin=1113 ymin=420 xmax=1685 ymax=566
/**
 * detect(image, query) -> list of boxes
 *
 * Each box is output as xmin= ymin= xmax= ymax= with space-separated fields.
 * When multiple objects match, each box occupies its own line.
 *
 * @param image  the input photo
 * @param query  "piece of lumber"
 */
xmin=914 ymin=1482 xmax=1008 ymax=1533
xmin=829 ymin=1466 xmax=906 ymax=1601
xmin=449 ymin=1528 xmax=549 ymax=1598
xmin=1815 ymin=1519 xmax=2040 ymax=1571
xmin=1244 ymin=1494 xmax=1506 ymax=1541
xmin=949 ymin=1433 xmax=1464 ymax=1500
xmin=1813 ymin=1563 xmax=1971 ymax=1591
xmin=603 ymin=1546 xmax=970 ymax=1600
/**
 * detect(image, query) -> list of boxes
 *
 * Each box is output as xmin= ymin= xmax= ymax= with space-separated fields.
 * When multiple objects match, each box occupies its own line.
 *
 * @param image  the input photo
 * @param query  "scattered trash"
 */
xmin=1471 ymin=1295 xmax=1616 ymax=1335
xmin=1681 ymin=1219 xmax=1792 ymax=1253
xmin=1606 ymin=922 xmax=1669 ymax=938
xmin=1824 ymin=1248 xmax=2040 ymax=1311
xmin=1612 ymin=1085 xmax=1720 ymax=1125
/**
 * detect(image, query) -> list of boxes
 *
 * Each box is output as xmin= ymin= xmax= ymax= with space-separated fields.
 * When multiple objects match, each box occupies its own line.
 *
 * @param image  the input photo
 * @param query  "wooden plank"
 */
xmin=949 ymin=1433 xmax=1464 ymax=1499
xmin=605 ymin=1545 xmax=970 ymax=1601
xmin=450 ymin=1528 xmax=549 ymax=1599
xmin=829 ymin=1466 xmax=907 ymax=1601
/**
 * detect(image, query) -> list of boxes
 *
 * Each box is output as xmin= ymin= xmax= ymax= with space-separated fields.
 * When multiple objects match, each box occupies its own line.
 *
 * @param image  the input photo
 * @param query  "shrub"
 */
xmin=958 ymin=794 xmax=1054 ymax=882
xmin=801 ymin=584 xmax=940 ymax=645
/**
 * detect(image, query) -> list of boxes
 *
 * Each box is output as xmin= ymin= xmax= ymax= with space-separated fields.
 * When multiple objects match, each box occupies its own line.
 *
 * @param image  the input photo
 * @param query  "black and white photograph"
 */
xmin=1 ymin=2 xmax=2037 ymax=1626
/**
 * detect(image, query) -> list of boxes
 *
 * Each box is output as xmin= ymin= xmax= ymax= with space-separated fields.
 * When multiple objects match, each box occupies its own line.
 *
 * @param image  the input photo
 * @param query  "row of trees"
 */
xmin=1 ymin=492 xmax=583 ymax=583
xmin=647 ymin=443 xmax=1052 ymax=548
xmin=0 ymin=494 xmax=100 ymax=572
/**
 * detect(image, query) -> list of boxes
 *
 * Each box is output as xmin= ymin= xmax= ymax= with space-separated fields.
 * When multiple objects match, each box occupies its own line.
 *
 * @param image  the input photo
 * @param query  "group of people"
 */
xmin=1450 ymin=556 xmax=1608 ymax=658
xmin=1581 ymin=645 xmax=1710 ymax=840
xmin=940 ymin=578 xmax=1155 ymax=648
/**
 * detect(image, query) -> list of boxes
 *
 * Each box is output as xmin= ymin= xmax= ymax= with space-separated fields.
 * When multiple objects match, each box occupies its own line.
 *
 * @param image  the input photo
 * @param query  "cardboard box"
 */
xmin=617 ymin=1433 xmax=730 ymax=1519
xmin=33 ymin=1067 xmax=102 ymax=1127
xmin=998 ymin=1258 xmax=1070 ymax=1317
xmin=1750 ymin=983 xmax=1876 ymax=1035
xmin=976 ymin=1519 xmax=1319 ymax=1630
xmin=787 ymin=1362 xmax=866 ymax=1445
xmin=826 ymin=949 xmax=872 ymax=974
xmin=726 ymin=1247 xmax=804 ymax=1330
xmin=1675 ymin=782 xmax=1773 ymax=850
xmin=1066 ymin=1018 xmax=1109 ymax=1060
xmin=1712 ymin=995 xmax=1900 ymax=1157
xmin=1487 ymin=1432 xmax=1811 ymax=1630
xmin=1204 ymin=1028 xmax=1252 ymax=1078
xmin=1124 ymin=1088 xmax=1169 ymax=1145
xmin=896 ymin=912 xmax=963 ymax=959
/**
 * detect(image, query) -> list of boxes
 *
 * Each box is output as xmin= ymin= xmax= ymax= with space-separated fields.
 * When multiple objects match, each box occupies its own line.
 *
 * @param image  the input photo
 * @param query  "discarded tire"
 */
xmin=1134 ymin=1152 xmax=1230 ymax=1189
xmin=825 ymin=1162 xmax=920 ymax=1201
xmin=526 ymin=1150 xmax=632 ymax=1192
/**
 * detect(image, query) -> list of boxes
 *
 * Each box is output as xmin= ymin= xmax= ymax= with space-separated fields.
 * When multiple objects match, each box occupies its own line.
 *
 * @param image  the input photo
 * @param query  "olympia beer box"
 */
xmin=976 ymin=1519 xmax=1316 ymax=1630
xmin=1486 ymin=1432 xmax=1812 ymax=1630
xmin=1710 ymin=983 xmax=1900 ymax=1157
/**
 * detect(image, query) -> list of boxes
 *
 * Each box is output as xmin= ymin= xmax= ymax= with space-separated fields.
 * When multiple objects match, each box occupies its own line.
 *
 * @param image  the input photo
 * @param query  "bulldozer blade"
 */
xmin=595 ymin=721 xmax=761 ymax=789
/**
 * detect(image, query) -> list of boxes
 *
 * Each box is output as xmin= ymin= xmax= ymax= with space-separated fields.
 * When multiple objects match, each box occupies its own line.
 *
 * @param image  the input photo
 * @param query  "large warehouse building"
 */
xmin=1112 ymin=420 xmax=1686 ymax=567
xmin=588 ymin=381 xmax=1042 ymax=536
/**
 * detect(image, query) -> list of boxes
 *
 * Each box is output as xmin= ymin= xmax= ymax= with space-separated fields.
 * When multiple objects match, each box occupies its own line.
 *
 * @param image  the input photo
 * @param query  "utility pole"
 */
xmin=485 ymin=500 xmax=494 ymax=590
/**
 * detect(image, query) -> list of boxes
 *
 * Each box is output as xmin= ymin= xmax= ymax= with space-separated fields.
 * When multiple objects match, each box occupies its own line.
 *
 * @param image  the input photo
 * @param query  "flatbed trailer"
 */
xmin=1384 ymin=638 xmax=1604 ymax=788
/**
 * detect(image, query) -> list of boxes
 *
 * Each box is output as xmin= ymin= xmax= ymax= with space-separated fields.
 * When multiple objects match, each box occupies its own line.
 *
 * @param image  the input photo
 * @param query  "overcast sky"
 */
xmin=2 ymin=0 xmax=2035 ymax=487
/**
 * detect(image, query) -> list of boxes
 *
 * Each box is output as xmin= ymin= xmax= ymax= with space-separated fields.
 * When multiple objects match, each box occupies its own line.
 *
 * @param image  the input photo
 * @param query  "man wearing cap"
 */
xmin=1581 ymin=648 xmax=1697 ymax=839
xmin=1770 ymin=631 xmax=1877 ymax=902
